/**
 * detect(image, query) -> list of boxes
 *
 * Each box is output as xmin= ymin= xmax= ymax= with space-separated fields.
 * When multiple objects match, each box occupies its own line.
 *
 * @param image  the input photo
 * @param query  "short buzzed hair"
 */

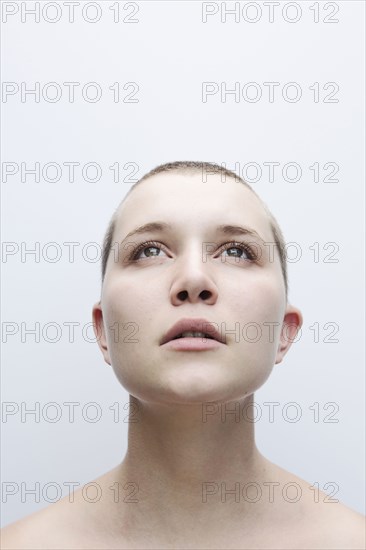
xmin=101 ymin=161 xmax=288 ymax=299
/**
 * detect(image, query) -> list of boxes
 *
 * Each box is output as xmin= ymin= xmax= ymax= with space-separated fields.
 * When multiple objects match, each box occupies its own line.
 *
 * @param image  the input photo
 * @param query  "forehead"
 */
xmin=115 ymin=172 xmax=273 ymax=240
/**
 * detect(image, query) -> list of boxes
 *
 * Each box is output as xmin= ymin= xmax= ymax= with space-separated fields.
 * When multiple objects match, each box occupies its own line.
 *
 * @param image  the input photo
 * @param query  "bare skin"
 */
xmin=2 ymin=171 xmax=365 ymax=549
xmin=2 ymin=443 xmax=365 ymax=549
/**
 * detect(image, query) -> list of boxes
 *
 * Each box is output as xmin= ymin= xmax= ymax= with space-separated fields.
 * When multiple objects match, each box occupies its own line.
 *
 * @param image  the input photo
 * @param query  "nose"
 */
xmin=169 ymin=244 xmax=219 ymax=305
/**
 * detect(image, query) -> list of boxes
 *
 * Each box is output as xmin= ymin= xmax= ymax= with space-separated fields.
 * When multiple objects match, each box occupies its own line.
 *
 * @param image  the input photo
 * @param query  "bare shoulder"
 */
xmin=1 ymin=507 xmax=56 ymax=550
xmin=0 ymin=498 xmax=84 ymax=550
xmin=278 ymin=487 xmax=365 ymax=550
xmin=2 ymin=515 xmax=36 ymax=549
xmin=317 ymin=500 xmax=366 ymax=549
xmin=0 ymin=468 xmax=130 ymax=550
xmin=266 ymin=461 xmax=366 ymax=549
xmin=0 ymin=477 xmax=110 ymax=550
xmin=0 ymin=500 xmax=132 ymax=550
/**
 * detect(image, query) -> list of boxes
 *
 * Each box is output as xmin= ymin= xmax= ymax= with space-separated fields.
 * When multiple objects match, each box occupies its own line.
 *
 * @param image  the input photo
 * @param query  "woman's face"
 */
xmin=93 ymin=172 xmax=301 ymax=405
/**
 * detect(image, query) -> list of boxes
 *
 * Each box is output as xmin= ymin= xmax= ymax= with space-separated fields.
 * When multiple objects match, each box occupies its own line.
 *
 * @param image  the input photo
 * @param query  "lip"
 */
xmin=160 ymin=317 xmax=226 ymax=346
xmin=161 ymin=338 xmax=223 ymax=351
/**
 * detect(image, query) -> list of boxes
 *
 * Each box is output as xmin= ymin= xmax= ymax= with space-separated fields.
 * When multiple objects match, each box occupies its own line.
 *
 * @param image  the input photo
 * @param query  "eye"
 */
xmin=219 ymin=241 xmax=257 ymax=261
xmin=129 ymin=240 xmax=168 ymax=261
xmin=128 ymin=240 xmax=258 ymax=263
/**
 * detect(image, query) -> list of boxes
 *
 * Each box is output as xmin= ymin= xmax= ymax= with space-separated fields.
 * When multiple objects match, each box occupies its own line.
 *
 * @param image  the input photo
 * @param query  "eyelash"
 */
xmin=128 ymin=240 xmax=257 ymax=262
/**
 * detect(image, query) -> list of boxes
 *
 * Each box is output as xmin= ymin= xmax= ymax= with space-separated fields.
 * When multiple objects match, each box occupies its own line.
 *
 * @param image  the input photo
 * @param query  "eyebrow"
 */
xmin=122 ymin=222 xmax=264 ymax=242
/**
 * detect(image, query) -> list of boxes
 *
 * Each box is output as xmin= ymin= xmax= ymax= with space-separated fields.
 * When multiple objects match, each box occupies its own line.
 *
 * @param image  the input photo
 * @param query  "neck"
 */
xmin=124 ymin=394 xmax=262 ymax=485
xmin=98 ymin=393 xmax=277 ymax=543
xmin=85 ymin=393 xmax=286 ymax=547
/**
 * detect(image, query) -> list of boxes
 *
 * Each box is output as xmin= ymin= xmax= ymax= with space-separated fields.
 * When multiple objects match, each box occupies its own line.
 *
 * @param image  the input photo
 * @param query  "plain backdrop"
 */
xmin=1 ymin=0 xmax=365 ymax=526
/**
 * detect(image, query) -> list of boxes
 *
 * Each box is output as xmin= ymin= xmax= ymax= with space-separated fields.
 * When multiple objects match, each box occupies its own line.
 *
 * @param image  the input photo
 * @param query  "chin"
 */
xmin=153 ymin=376 xmax=254 ymax=406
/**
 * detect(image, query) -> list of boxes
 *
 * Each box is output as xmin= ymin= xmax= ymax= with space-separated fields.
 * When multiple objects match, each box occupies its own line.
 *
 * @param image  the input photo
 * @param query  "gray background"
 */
xmin=1 ymin=0 xmax=365 ymax=525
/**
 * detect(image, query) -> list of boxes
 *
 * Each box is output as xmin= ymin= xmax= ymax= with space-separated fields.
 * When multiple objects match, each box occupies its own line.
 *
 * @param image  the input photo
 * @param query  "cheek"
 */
xmin=103 ymin=275 xmax=161 ymax=319
xmin=229 ymin=273 xmax=285 ymax=321
xmin=230 ymin=279 xmax=285 ymax=357
xmin=101 ymin=277 xmax=163 ymax=362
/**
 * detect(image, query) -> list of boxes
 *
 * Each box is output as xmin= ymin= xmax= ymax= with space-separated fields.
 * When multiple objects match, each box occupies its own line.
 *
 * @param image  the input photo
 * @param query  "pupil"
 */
xmin=146 ymin=247 xmax=159 ymax=256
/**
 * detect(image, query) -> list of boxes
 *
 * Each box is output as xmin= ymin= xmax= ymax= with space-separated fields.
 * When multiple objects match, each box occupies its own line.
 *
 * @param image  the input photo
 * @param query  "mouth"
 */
xmin=160 ymin=318 xmax=227 ymax=346
xmin=172 ymin=331 xmax=215 ymax=340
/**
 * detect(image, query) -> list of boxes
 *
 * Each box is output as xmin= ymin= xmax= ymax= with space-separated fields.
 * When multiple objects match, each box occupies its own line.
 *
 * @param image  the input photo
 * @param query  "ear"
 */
xmin=92 ymin=301 xmax=111 ymax=366
xmin=275 ymin=303 xmax=303 ymax=365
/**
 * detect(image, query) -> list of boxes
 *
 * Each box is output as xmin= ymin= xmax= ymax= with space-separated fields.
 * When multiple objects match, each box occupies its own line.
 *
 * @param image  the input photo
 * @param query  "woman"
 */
xmin=2 ymin=161 xmax=365 ymax=549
